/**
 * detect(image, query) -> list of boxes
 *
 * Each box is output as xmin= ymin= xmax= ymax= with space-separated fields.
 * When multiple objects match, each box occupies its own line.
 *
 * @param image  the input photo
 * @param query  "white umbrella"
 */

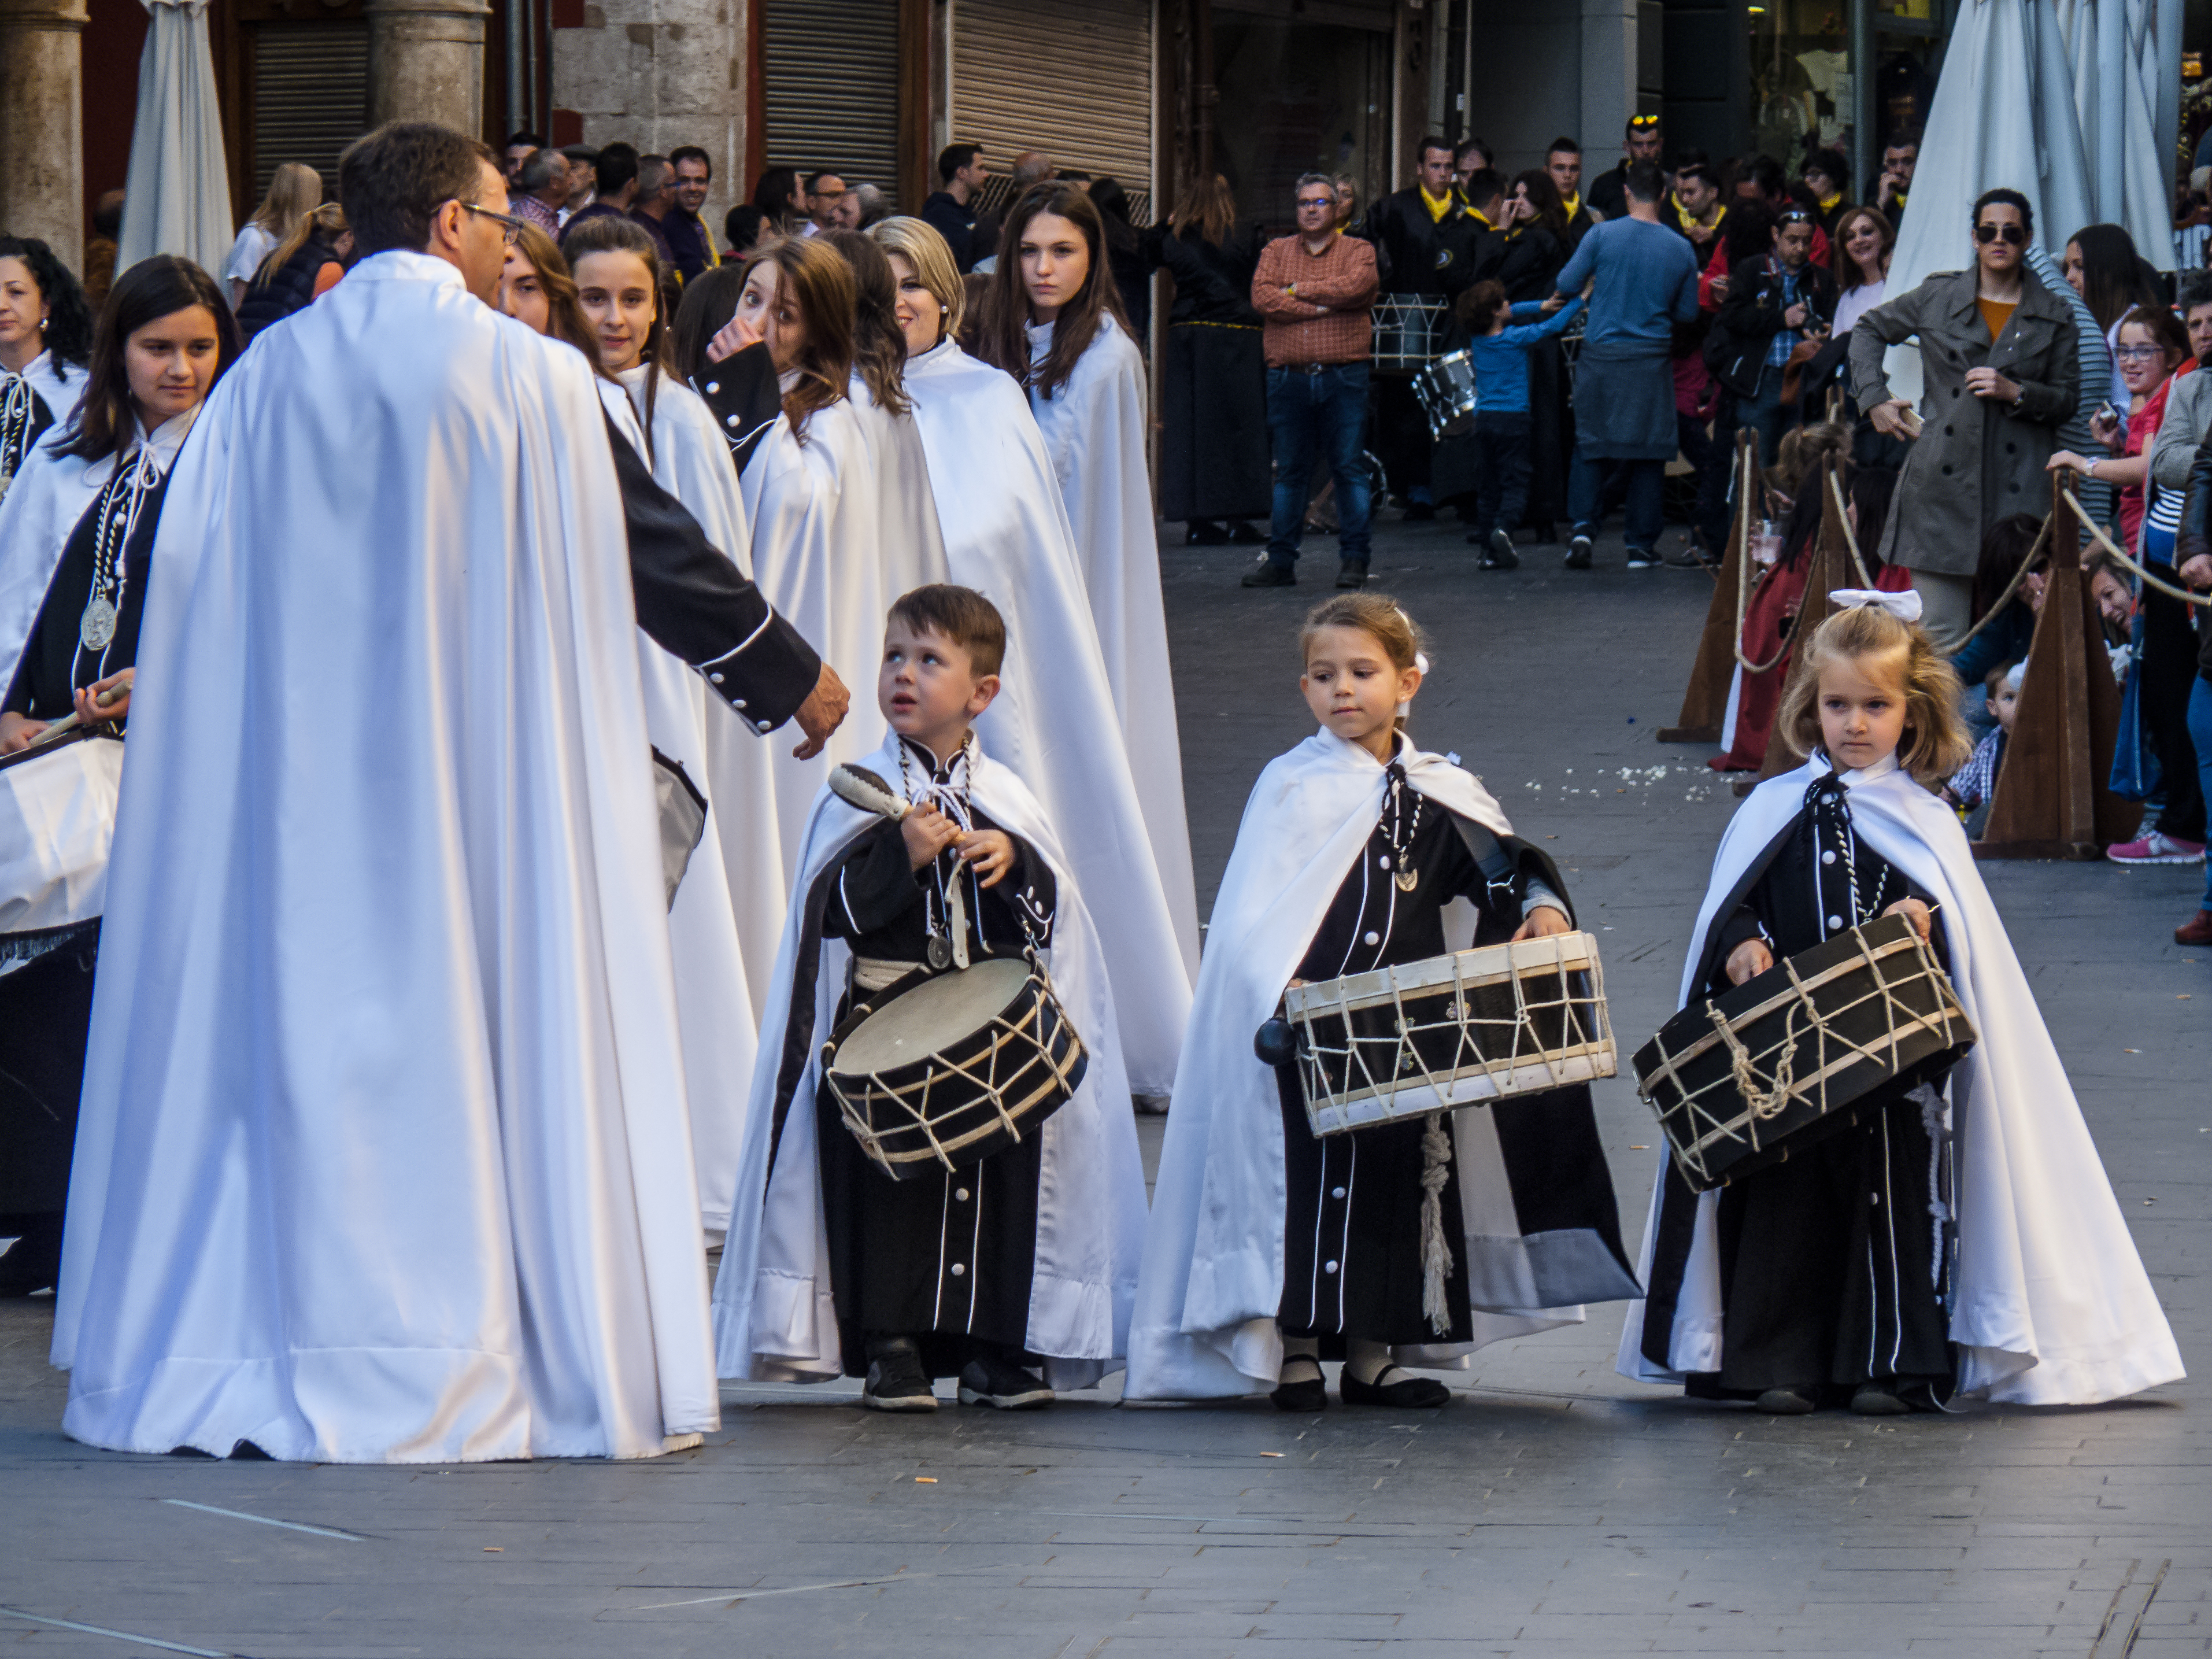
xmin=116 ymin=0 xmax=235 ymax=282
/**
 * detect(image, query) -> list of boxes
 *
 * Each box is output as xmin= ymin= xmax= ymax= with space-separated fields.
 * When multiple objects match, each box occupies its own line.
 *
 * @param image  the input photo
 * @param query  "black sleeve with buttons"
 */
xmin=691 ymin=340 xmax=785 ymax=476
xmin=604 ymin=411 xmax=820 ymax=733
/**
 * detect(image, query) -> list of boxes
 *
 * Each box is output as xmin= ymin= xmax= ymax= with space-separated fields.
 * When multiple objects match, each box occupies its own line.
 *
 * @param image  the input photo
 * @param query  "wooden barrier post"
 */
xmin=1975 ymin=478 xmax=2141 ymax=859
xmin=1658 ymin=429 xmax=1756 ymax=744
xmin=1747 ymin=452 xmax=1860 ymax=786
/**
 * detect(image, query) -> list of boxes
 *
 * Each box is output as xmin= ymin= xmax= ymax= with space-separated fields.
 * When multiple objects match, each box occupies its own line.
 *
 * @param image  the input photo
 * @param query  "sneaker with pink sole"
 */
xmin=2105 ymin=830 xmax=2207 ymax=865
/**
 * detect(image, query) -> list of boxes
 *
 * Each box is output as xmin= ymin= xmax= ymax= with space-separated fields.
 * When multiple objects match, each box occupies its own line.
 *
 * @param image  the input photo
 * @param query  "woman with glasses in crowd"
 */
xmin=1848 ymin=188 xmax=2079 ymax=652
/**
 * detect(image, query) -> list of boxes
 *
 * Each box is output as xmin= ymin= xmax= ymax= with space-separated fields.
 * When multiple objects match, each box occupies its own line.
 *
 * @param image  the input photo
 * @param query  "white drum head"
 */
xmin=833 ymin=956 xmax=1031 ymax=1075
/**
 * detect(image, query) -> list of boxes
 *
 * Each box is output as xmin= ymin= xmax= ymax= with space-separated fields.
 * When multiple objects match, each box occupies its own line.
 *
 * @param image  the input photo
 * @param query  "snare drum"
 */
xmin=1632 ymin=914 xmax=1976 ymax=1192
xmin=1371 ymin=296 xmax=1449 ymax=371
xmin=822 ymin=955 xmax=1089 ymax=1180
xmin=1414 ymin=349 xmax=1479 ymax=439
xmin=1282 ymin=932 xmax=1615 ymax=1137
xmin=0 ymin=725 xmax=123 ymax=975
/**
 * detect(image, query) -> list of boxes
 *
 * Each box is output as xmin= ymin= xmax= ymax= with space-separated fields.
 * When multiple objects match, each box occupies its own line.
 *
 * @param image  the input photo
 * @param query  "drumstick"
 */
xmin=827 ymin=763 xmax=911 ymax=821
xmin=18 ymin=671 xmax=133 ymax=751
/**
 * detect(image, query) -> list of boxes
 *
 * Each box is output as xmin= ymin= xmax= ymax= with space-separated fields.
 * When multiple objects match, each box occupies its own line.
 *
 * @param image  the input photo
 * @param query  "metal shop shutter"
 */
xmin=762 ymin=0 xmax=901 ymax=188
xmin=250 ymin=21 xmax=368 ymax=199
xmin=950 ymin=0 xmax=1153 ymax=194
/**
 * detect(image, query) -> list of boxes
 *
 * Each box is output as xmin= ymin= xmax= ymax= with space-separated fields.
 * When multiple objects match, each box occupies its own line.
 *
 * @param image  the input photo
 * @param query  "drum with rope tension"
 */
xmin=822 ymin=955 xmax=1088 ymax=1181
xmin=1370 ymin=296 xmax=1449 ymax=372
xmin=1 ymin=723 xmax=123 ymax=976
xmin=1632 ymin=912 xmax=1976 ymax=1193
xmin=1278 ymin=930 xmax=1616 ymax=1137
xmin=1413 ymin=349 xmax=1479 ymax=441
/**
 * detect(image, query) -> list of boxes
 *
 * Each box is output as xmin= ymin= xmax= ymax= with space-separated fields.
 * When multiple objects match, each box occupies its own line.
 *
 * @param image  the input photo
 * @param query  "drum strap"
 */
xmin=1452 ymin=819 xmax=1522 ymax=903
xmin=853 ymin=955 xmax=926 ymax=993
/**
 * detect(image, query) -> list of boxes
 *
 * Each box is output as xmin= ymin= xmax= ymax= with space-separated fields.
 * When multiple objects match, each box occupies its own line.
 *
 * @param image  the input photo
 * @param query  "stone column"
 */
xmin=366 ymin=0 xmax=492 ymax=136
xmin=0 ymin=0 xmax=88 ymax=269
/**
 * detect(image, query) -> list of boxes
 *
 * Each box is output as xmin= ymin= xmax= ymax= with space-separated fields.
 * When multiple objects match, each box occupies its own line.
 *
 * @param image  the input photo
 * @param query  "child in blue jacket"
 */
xmin=1455 ymin=281 xmax=1585 ymax=569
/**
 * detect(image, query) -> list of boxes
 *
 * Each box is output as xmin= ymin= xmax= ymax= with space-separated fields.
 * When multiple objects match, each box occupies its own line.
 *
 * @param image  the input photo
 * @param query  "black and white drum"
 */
xmin=1632 ymin=914 xmax=1977 ymax=1193
xmin=1 ymin=725 xmax=123 ymax=976
xmin=822 ymin=955 xmax=1089 ymax=1181
xmin=1413 ymin=349 xmax=1479 ymax=439
xmin=1371 ymin=296 xmax=1448 ymax=372
xmin=1281 ymin=932 xmax=1615 ymax=1137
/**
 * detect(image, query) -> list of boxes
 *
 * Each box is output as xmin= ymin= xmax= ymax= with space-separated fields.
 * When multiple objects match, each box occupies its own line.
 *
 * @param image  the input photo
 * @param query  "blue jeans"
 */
xmin=1737 ymin=360 xmax=1791 ymax=465
xmin=1569 ymin=453 xmax=1664 ymax=553
xmin=1266 ymin=363 xmax=1373 ymax=568
xmin=2191 ymin=677 xmax=2212 ymax=910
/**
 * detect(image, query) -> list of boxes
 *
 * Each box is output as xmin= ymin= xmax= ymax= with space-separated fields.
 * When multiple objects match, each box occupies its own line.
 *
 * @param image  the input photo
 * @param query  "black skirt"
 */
xmin=1159 ymin=322 xmax=1271 ymax=522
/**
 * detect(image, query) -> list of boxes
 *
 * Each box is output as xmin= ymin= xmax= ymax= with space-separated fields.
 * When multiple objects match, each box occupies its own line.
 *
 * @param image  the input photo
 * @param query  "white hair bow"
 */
xmin=1828 ymin=588 xmax=1924 ymax=624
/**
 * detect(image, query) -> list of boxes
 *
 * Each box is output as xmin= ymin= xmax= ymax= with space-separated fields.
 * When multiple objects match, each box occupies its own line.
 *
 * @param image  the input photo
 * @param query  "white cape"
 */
xmin=52 ymin=252 xmax=719 ymax=1462
xmin=601 ymin=368 xmax=772 ymax=1237
xmin=1615 ymin=755 xmax=2185 ymax=1406
xmin=902 ymin=338 xmax=1193 ymax=1093
xmin=711 ymin=729 xmax=1149 ymax=1388
xmin=1126 ymin=729 xmax=1599 ymax=1400
xmin=1023 ymin=316 xmax=1199 ymax=976
xmin=739 ymin=387 xmax=945 ymax=867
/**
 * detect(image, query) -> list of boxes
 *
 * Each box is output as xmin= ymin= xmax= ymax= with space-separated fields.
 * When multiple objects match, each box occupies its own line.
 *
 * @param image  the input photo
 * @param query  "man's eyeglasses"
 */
xmin=1974 ymin=221 xmax=2028 ymax=246
xmin=1296 ymin=195 xmax=1336 ymax=210
xmin=461 ymin=202 xmax=528 ymax=245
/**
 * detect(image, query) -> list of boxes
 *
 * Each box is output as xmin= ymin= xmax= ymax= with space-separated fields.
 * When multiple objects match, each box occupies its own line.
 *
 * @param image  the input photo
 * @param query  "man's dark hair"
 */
xmin=1462 ymin=168 xmax=1506 ymax=212
xmin=1884 ymin=136 xmax=1919 ymax=156
xmin=91 ymin=190 xmax=125 ymax=239
xmin=338 ymin=121 xmax=497 ymax=257
xmin=515 ymin=147 xmax=559 ymax=193
xmin=594 ymin=141 xmax=640 ymax=198
xmin=1805 ymin=146 xmax=1850 ymax=190
xmin=1547 ymin=136 xmax=1581 ymax=157
xmin=805 ymin=169 xmax=845 ymax=193
xmin=1626 ymin=113 xmax=1660 ymax=139
xmin=637 ymin=154 xmax=672 ymax=195
xmin=669 ymin=145 xmax=711 ymax=175
xmin=1734 ymin=153 xmax=1786 ymax=200
xmin=505 ymin=129 xmax=545 ymax=150
xmin=2177 ymin=269 xmax=2212 ymax=312
xmin=937 ymin=143 xmax=980 ymax=183
xmin=561 ymin=144 xmax=600 ymax=167
xmin=1455 ymin=136 xmax=1492 ymax=167
xmin=1416 ymin=135 xmax=1452 ymax=162
xmin=1972 ymin=187 xmax=2033 ymax=237
xmin=1676 ymin=162 xmax=1720 ymax=191
xmin=1623 ymin=161 xmax=1666 ymax=205
xmin=887 ymin=583 xmax=1007 ymax=678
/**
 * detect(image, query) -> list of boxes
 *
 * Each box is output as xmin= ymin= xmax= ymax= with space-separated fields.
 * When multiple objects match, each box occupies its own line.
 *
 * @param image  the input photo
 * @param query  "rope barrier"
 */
xmin=1826 ymin=465 xmax=1876 ymax=588
xmin=1732 ymin=443 xmax=1795 ymax=674
xmin=1948 ymin=512 xmax=2054 ymax=652
xmin=2060 ymin=487 xmax=2210 ymax=607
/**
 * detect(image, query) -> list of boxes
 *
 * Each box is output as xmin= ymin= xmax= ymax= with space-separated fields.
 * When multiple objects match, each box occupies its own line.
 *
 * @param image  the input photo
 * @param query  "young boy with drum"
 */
xmin=711 ymin=585 xmax=1148 ymax=1413
xmin=1126 ymin=592 xmax=1641 ymax=1410
xmin=1622 ymin=592 xmax=2182 ymax=1413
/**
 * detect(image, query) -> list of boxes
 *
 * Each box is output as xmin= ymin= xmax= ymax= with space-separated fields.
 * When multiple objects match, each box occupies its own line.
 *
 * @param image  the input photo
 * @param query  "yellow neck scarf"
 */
xmin=1562 ymin=191 xmax=1582 ymax=219
xmin=1420 ymin=184 xmax=1453 ymax=223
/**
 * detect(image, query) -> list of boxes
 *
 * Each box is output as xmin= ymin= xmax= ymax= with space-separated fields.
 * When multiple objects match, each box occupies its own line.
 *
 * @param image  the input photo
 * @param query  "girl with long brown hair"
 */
xmin=974 ymin=183 xmax=1190 ymax=931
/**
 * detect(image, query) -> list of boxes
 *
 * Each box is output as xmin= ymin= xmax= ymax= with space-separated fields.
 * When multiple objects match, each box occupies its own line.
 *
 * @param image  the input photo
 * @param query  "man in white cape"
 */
xmin=712 ymin=725 xmax=1148 ymax=1392
xmin=51 ymin=124 xmax=845 ymax=1462
xmin=1619 ymin=749 xmax=2184 ymax=1406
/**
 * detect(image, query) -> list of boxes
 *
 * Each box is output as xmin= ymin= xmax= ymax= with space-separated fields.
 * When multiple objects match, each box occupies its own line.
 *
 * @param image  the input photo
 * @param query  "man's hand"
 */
xmin=1726 ymin=937 xmax=1775 ymax=986
xmin=73 ymin=668 xmax=131 ymax=726
xmin=1511 ymin=904 xmax=1573 ymax=942
xmin=790 ymin=663 xmax=849 ymax=759
xmin=957 ymin=827 xmax=1017 ymax=888
xmin=1783 ymin=301 xmax=1808 ymax=328
xmin=705 ymin=312 xmax=767 ymax=365
xmin=1870 ymin=398 xmax=1919 ymax=441
xmin=0 ymin=711 xmax=48 ymax=756
xmin=1707 ymin=275 xmax=1730 ymax=301
xmin=1881 ymin=896 xmax=1934 ymax=943
xmin=2179 ymin=551 xmax=2212 ymax=590
xmin=1964 ymin=365 xmax=2020 ymax=404
xmin=901 ymin=802 xmax=962 ymax=870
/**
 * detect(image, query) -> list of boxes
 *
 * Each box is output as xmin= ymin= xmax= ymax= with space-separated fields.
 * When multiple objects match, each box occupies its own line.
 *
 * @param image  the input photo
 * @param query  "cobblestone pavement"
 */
xmin=1 ymin=521 xmax=2204 ymax=1658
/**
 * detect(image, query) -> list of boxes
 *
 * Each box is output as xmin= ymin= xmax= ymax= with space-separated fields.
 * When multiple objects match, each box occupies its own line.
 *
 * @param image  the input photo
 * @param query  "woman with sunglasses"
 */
xmin=1847 ymin=188 xmax=2080 ymax=652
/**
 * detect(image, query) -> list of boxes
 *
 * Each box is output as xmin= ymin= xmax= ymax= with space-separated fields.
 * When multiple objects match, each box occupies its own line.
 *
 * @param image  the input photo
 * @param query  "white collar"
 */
xmin=909 ymin=337 xmax=957 ymax=372
xmin=1824 ymin=748 xmax=1902 ymax=786
xmin=612 ymin=361 xmax=651 ymax=391
xmin=1 ymin=349 xmax=53 ymax=385
xmin=1024 ymin=319 xmax=1054 ymax=356
xmin=133 ymin=404 xmax=202 ymax=475
xmin=347 ymin=249 xmax=470 ymax=291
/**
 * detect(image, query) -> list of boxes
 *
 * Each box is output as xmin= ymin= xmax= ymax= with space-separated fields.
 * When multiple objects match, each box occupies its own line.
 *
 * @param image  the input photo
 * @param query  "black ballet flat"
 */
xmin=1271 ymin=1359 xmax=1326 ymax=1412
xmin=1339 ymin=1368 xmax=1450 ymax=1409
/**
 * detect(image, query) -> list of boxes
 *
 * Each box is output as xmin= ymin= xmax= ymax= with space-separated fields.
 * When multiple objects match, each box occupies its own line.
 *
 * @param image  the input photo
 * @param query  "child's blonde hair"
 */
xmin=1778 ymin=603 xmax=1973 ymax=786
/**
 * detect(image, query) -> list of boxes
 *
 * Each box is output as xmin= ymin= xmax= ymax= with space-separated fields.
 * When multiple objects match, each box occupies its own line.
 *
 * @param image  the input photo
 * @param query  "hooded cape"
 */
xmin=902 ymin=337 xmax=1194 ymax=1093
xmin=1617 ymin=755 xmax=2184 ymax=1406
xmin=51 ymin=252 xmax=719 ymax=1462
xmin=1023 ymin=315 xmax=1199 ymax=977
xmin=1125 ymin=729 xmax=1642 ymax=1399
xmin=711 ymin=729 xmax=1148 ymax=1388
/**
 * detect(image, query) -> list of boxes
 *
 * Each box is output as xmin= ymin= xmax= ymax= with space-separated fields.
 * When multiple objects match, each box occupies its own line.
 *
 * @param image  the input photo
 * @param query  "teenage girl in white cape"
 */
xmin=1621 ymin=591 xmax=2183 ymax=1410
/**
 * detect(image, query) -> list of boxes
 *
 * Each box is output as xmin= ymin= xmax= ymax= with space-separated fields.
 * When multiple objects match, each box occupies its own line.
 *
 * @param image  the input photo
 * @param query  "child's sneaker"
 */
xmin=2106 ymin=831 xmax=2207 ymax=865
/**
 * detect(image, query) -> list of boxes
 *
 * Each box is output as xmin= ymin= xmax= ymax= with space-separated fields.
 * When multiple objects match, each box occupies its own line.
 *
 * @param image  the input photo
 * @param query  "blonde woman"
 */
xmin=222 ymin=162 xmax=321 ymax=308
xmin=870 ymin=214 xmax=1193 ymax=1096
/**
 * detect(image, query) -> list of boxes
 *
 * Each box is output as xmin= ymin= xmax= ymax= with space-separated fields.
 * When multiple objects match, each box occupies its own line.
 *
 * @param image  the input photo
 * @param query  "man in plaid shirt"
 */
xmin=1245 ymin=173 xmax=1381 ymax=589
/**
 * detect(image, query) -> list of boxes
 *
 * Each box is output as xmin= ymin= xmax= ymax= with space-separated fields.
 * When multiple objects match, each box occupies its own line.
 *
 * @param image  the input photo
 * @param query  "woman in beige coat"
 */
xmin=1849 ymin=187 xmax=2079 ymax=651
